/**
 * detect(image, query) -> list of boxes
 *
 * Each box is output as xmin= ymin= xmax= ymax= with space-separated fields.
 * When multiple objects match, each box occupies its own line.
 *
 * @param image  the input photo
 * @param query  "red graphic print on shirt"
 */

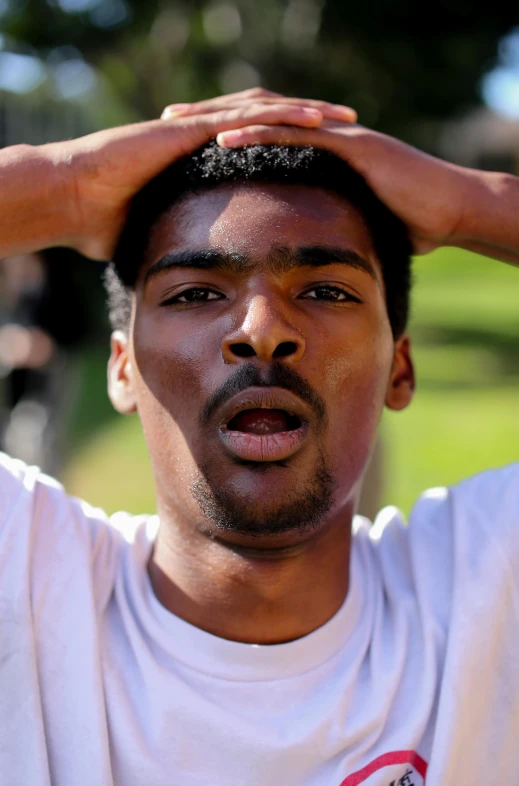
xmin=339 ymin=750 xmax=428 ymax=786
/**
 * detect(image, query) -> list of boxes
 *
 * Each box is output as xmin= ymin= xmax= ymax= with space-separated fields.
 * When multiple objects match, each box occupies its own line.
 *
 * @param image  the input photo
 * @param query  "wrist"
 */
xmin=450 ymin=168 xmax=516 ymax=248
xmin=40 ymin=141 xmax=84 ymax=250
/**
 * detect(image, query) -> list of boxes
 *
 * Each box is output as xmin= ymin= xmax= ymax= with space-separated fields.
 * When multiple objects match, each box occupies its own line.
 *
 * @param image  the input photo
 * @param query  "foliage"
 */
xmin=0 ymin=0 xmax=518 ymax=147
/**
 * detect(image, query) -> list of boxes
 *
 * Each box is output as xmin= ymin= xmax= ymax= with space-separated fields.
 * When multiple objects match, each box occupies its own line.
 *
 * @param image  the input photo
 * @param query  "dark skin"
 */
xmin=108 ymin=183 xmax=415 ymax=644
xmin=0 ymin=87 xmax=516 ymax=641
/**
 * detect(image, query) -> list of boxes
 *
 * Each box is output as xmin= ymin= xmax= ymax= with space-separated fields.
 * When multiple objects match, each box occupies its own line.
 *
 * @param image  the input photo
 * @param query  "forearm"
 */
xmin=0 ymin=143 xmax=75 ymax=258
xmin=451 ymin=170 xmax=519 ymax=265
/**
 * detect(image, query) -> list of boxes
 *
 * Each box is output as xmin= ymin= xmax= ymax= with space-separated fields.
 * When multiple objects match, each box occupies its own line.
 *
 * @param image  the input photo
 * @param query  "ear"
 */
xmin=385 ymin=334 xmax=415 ymax=411
xmin=107 ymin=330 xmax=137 ymax=415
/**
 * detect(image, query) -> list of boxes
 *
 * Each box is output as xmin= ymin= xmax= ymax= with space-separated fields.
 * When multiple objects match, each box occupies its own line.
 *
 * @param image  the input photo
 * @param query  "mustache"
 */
xmin=199 ymin=362 xmax=327 ymax=428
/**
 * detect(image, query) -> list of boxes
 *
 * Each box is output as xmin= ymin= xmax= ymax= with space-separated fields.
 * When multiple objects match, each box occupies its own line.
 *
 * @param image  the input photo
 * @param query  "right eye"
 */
xmin=161 ymin=288 xmax=224 ymax=305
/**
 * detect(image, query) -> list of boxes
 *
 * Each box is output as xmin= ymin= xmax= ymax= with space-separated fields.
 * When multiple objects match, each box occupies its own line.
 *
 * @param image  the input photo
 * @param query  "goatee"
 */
xmin=191 ymin=456 xmax=335 ymax=538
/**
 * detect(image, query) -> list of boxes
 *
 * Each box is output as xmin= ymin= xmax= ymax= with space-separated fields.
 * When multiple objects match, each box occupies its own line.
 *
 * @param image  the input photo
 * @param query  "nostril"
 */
xmin=230 ymin=343 xmax=256 ymax=358
xmin=273 ymin=341 xmax=297 ymax=358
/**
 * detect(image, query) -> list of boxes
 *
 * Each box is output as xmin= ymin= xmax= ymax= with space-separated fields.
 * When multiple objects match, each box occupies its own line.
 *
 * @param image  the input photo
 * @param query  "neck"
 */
xmin=147 ymin=502 xmax=354 ymax=645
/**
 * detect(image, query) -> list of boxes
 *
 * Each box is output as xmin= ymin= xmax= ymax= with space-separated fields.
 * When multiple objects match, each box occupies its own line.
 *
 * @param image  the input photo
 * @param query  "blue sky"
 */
xmin=482 ymin=27 xmax=519 ymax=118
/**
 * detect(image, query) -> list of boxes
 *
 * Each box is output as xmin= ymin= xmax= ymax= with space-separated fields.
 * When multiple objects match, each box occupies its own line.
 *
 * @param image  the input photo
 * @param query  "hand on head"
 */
xmin=60 ymin=86 xmax=469 ymax=261
xmin=52 ymin=88 xmax=356 ymax=260
xmin=4 ymin=87 xmax=512 ymax=264
xmin=209 ymin=92 xmax=466 ymax=255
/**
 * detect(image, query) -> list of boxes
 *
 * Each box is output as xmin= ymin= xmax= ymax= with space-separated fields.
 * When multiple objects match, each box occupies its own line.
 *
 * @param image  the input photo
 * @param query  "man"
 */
xmin=0 ymin=89 xmax=517 ymax=785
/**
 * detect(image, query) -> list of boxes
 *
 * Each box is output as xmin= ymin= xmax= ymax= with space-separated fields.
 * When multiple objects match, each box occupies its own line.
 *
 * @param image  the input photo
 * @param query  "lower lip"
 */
xmin=219 ymin=424 xmax=309 ymax=462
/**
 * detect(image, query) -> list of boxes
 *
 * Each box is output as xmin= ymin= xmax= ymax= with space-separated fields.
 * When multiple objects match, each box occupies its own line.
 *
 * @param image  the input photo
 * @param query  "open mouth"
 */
xmin=216 ymin=387 xmax=312 ymax=462
xmin=226 ymin=408 xmax=302 ymax=435
xmin=220 ymin=408 xmax=308 ymax=462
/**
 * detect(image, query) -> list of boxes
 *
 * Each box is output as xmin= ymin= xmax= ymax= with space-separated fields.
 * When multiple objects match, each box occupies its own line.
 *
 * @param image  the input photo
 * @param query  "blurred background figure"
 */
xmin=0 ymin=1 xmax=518 ymax=515
xmin=0 ymin=252 xmax=88 ymax=475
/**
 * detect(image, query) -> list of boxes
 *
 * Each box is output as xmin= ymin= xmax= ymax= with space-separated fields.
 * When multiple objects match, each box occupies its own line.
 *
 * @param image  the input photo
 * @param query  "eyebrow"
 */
xmin=143 ymin=245 xmax=377 ymax=286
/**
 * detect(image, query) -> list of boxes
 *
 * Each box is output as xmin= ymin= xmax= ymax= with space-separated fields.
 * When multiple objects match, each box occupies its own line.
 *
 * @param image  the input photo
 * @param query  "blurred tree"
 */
xmin=0 ymin=0 xmax=517 ymax=150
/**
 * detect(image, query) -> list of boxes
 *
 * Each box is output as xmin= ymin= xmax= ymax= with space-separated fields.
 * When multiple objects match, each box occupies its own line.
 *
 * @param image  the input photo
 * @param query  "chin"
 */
xmin=190 ymin=457 xmax=336 ymax=538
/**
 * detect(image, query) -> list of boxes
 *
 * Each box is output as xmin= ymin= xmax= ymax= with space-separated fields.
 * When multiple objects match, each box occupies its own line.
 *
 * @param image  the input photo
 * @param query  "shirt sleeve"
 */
xmin=449 ymin=462 xmax=519 ymax=597
xmin=369 ymin=462 xmax=519 ymax=780
xmin=371 ymin=462 xmax=519 ymax=636
xmin=0 ymin=451 xmax=121 ymax=614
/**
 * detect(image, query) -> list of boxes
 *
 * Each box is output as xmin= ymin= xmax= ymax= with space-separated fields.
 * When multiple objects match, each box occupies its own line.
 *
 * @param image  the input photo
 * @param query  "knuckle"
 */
xmin=245 ymin=87 xmax=268 ymax=98
xmin=207 ymin=108 xmax=223 ymax=122
xmin=189 ymin=114 xmax=209 ymax=131
xmin=211 ymin=108 xmax=237 ymax=127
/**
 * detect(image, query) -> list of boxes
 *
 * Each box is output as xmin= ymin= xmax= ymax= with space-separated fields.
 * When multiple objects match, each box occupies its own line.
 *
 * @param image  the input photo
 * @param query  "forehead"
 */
xmin=144 ymin=182 xmax=380 ymax=275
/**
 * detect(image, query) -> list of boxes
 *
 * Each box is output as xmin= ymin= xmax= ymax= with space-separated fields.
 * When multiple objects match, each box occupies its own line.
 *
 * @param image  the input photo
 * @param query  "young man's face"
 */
xmin=109 ymin=183 xmax=413 ymax=544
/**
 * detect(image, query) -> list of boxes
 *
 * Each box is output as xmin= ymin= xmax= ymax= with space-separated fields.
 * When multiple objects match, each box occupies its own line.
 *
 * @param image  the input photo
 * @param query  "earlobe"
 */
xmin=107 ymin=330 xmax=138 ymax=415
xmin=385 ymin=335 xmax=415 ymax=412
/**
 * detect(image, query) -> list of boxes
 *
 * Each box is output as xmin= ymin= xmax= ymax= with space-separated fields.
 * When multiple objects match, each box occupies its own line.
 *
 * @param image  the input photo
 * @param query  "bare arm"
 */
xmin=3 ymin=86 xmax=514 ymax=267
xmin=0 ymin=143 xmax=73 ymax=259
xmin=452 ymin=169 xmax=519 ymax=265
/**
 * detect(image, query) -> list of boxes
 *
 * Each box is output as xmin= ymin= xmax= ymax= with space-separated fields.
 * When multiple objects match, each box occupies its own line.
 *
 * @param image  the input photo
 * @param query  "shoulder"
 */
xmin=0 ymin=449 xmax=111 ymax=544
xmin=369 ymin=462 xmax=519 ymax=556
xmin=405 ymin=462 xmax=519 ymax=564
xmin=0 ymin=451 xmax=150 ymax=612
xmin=448 ymin=461 xmax=519 ymax=517
xmin=354 ymin=463 xmax=519 ymax=632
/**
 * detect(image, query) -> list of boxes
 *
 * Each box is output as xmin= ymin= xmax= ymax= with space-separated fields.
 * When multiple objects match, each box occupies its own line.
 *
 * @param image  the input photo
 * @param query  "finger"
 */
xmin=184 ymin=104 xmax=325 ymax=135
xmin=163 ymin=96 xmax=356 ymax=123
xmin=215 ymin=124 xmax=361 ymax=164
xmin=236 ymin=98 xmax=356 ymax=122
xmin=161 ymin=103 xmax=191 ymax=118
xmin=145 ymin=108 xmax=326 ymax=167
xmin=162 ymin=87 xmax=282 ymax=118
xmin=216 ymin=121 xmax=356 ymax=147
xmin=216 ymin=124 xmax=315 ymax=148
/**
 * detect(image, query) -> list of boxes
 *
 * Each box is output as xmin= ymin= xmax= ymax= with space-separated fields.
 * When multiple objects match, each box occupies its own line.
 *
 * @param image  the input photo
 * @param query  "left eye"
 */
xmin=301 ymin=286 xmax=360 ymax=302
xmin=163 ymin=288 xmax=222 ymax=305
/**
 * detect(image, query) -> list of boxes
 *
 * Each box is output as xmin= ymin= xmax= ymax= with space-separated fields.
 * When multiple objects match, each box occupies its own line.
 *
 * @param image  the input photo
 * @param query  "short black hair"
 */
xmin=105 ymin=141 xmax=412 ymax=337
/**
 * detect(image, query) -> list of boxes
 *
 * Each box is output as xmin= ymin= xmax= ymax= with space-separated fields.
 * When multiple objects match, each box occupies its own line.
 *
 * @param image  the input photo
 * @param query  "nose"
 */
xmin=222 ymin=294 xmax=305 ymax=364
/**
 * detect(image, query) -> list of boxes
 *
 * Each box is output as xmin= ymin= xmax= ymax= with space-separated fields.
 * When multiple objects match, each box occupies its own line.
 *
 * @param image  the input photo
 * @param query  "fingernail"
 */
xmin=335 ymin=105 xmax=357 ymax=120
xmin=301 ymin=107 xmax=321 ymax=116
xmin=217 ymin=130 xmax=242 ymax=147
xmin=162 ymin=103 xmax=190 ymax=118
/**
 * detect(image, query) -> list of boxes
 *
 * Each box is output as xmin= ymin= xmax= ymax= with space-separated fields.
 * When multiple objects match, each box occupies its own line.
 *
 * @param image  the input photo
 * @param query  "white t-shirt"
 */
xmin=1 ymin=450 xmax=519 ymax=786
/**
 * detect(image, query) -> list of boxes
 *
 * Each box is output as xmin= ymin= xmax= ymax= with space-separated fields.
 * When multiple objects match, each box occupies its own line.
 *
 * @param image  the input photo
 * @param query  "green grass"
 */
xmin=64 ymin=413 xmax=155 ymax=514
xmin=382 ymin=385 xmax=519 ymax=514
xmin=63 ymin=247 xmax=519 ymax=518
